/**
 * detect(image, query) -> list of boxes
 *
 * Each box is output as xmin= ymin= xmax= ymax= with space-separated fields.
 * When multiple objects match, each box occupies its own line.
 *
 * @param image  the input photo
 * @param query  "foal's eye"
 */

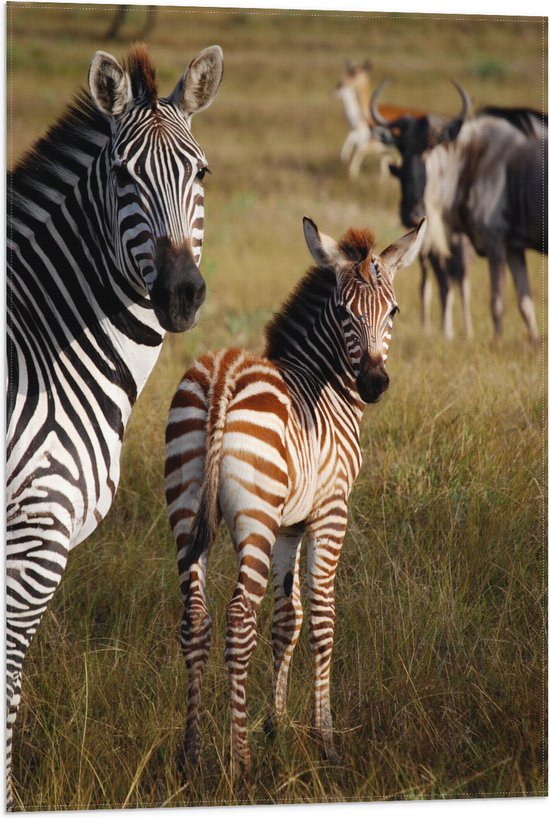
xmin=196 ymin=166 xmax=210 ymax=182
xmin=389 ymin=305 xmax=400 ymax=320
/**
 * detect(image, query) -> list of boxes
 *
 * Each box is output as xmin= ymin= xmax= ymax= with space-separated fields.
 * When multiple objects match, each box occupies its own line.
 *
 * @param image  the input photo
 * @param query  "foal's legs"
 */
xmin=306 ymin=513 xmax=346 ymax=763
xmin=166 ymin=378 xmax=211 ymax=767
xmin=269 ymin=528 xmax=304 ymax=725
xmin=224 ymin=516 xmax=280 ymax=778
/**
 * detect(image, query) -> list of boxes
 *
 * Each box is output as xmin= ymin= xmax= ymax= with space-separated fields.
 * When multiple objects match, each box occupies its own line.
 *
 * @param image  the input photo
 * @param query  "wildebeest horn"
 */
xmin=451 ymin=80 xmax=472 ymax=121
xmin=370 ymin=80 xmax=391 ymax=126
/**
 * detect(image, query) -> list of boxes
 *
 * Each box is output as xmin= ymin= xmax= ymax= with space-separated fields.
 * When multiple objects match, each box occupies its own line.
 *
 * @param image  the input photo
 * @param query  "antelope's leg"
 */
xmin=269 ymin=527 xmax=304 ymax=728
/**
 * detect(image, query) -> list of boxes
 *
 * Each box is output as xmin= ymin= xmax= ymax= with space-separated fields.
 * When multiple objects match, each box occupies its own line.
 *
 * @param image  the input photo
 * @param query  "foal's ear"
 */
xmin=380 ymin=219 xmax=427 ymax=279
xmin=303 ymin=217 xmax=344 ymax=269
xmin=89 ymin=51 xmax=132 ymax=118
xmin=169 ymin=45 xmax=224 ymax=117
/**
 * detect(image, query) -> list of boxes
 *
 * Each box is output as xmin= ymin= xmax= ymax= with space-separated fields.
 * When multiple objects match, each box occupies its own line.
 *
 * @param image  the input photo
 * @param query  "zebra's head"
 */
xmin=303 ymin=217 xmax=426 ymax=404
xmin=88 ymin=44 xmax=224 ymax=332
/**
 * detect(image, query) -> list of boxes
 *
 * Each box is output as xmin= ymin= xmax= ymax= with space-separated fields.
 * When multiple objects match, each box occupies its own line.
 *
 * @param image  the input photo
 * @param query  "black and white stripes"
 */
xmin=6 ymin=44 xmax=223 ymax=809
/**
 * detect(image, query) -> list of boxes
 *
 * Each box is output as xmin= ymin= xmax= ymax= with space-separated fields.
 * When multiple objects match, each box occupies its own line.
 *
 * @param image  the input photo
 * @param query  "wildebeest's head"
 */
xmin=371 ymin=82 xmax=471 ymax=228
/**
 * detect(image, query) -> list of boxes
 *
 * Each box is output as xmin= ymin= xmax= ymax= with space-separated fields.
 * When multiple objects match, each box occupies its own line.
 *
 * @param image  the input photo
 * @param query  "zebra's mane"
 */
xmin=9 ymin=91 xmax=111 ymax=202
xmin=265 ymin=228 xmax=375 ymax=361
xmin=9 ymin=45 xmax=158 ymax=204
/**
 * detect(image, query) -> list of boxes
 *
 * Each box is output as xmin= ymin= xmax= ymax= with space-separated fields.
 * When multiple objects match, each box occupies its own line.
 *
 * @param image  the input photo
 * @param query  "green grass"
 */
xmin=7 ymin=3 xmax=547 ymax=810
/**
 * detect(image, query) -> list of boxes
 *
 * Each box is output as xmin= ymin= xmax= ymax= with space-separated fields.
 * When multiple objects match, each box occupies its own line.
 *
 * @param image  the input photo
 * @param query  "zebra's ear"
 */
xmin=170 ymin=46 xmax=224 ymax=117
xmin=89 ymin=51 xmax=132 ymax=118
xmin=380 ymin=219 xmax=427 ymax=279
xmin=303 ymin=217 xmax=344 ymax=269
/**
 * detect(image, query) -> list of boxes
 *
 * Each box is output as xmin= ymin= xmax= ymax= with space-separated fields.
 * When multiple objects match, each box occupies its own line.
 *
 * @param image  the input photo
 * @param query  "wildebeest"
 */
xmin=371 ymin=82 xmax=547 ymax=342
xmin=336 ymin=64 xmax=473 ymax=337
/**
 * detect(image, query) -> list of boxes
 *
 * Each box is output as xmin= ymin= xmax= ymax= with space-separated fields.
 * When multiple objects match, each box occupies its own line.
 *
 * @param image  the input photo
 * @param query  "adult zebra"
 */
xmin=6 ymin=43 xmax=223 ymax=807
xmin=165 ymin=216 xmax=426 ymax=776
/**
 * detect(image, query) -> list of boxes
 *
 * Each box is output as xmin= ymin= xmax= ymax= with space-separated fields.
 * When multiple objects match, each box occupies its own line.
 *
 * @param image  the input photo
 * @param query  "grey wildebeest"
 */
xmin=371 ymin=81 xmax=547 ymax=342
xmin=336 ymin=63 xmax=473 ymax=338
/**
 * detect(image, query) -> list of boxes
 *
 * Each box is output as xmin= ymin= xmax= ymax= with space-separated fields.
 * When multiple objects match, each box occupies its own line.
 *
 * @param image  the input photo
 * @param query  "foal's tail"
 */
xmin=181 ymin=349 xmax=244 ymax=571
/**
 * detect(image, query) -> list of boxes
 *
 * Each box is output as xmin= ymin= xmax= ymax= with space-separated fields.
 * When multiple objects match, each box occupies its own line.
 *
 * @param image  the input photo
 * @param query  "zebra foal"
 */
xmin=165 ymin=216 xmax=426 ymax=776
xmin=6 ymin=44 xmax=223 ymax=808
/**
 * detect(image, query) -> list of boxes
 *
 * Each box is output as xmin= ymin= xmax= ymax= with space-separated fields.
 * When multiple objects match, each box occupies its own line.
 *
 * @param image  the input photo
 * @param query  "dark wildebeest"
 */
xmin=335 ymin=63 xmax=473 ymax=337
xmin=371 ymin=81 xmax=547 ymax=342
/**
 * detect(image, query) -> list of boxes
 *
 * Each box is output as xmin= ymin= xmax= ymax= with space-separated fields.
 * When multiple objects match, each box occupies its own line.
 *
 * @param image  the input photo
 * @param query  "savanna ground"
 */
xmin=6 ymin=2 xmax=547 ymax=810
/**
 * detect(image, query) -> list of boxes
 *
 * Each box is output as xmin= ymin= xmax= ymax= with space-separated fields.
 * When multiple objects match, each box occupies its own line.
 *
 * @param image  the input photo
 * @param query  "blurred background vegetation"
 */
xmin=7 ymin=2 xmax=547 ymax=810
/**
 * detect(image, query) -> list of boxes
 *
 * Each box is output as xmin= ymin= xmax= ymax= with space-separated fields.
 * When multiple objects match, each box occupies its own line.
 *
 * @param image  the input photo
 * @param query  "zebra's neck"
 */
xmin=265 ymin=283 xmax=362 ymax=414
xmin=8 ymin=94 xmax=165 ymax=411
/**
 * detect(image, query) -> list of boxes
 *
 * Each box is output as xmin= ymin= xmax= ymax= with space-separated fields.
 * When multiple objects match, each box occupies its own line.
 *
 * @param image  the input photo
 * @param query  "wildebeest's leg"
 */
xmin=225 ymin=521 xmax=279 ymax=778
xmin=488 ymin=253 xmax=507 ymax=338
xmin=448 ymin=234 xmax=473 ymax=338
xmin=507 ymin=248 xmax=539 ymax=343
xmin=268 ymin=528 xmax=304 ymax=730
xmin=306 ymin=506 xmax=347 ymax=763
xmin=429 ymin=252 xmax=454 ymax=339
xmin=165 ymin=384 xmax=210 ymax=769
xmin=6 ymin=520 xmax=70 ymax=809
xmin=459 ymin=275 xmax=473 ymax=338
xmin=418 ymin=253 xmax=432 ymax=333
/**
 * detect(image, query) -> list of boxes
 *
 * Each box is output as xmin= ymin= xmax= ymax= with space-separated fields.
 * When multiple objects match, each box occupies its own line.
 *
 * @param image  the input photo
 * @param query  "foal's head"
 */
xmin=303 ymin=217 xmax=426 ymax=403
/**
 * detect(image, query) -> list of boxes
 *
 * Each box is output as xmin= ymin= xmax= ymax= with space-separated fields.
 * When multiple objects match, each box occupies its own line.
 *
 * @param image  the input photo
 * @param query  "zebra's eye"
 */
xmin=196 ymin=166 xmax=210 ymax=182
xmin=389 ymin=305 xmax=400 ymax=320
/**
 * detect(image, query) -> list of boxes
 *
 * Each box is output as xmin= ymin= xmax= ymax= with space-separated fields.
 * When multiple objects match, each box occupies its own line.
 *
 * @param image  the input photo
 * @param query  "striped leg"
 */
xmin=269 ymin=528 xmax=304 ymax=728
xmin=165 ymin=377 xmax=210 ymax=769
xmin=6 ymin=526 xmax=70 ymax=809
xmin=306 ymin=515 xmax=346 ymax=763
xmin=225 ymin=526 xmax=278 ymax=778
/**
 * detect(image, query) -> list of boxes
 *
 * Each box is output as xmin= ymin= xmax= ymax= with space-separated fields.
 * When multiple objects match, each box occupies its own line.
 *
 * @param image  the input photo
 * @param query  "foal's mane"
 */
xmin=264 ymin=227 xmax=376 ymax=362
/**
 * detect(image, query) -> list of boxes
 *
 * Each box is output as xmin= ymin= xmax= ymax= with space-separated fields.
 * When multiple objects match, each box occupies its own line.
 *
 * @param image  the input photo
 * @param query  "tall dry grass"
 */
xmin=7 ymin=3 xmax=547 ymax=809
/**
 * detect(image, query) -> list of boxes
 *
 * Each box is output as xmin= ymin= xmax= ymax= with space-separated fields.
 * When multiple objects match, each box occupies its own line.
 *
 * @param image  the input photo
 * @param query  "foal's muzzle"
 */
xmin=150 ymin=238 xmax=205 ymax=332
xmin=357 ymin=357 xmax=390 ymax=404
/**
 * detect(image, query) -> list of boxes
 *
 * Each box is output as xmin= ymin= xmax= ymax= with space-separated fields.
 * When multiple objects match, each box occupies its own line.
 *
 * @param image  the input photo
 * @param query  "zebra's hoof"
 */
xmin=321 ymin=743 xmax=341 ymax=766
xmin=177 ymin=742 xmax=200 ymax=777
xmin=263 ymin=716 xmax=277 ymax=739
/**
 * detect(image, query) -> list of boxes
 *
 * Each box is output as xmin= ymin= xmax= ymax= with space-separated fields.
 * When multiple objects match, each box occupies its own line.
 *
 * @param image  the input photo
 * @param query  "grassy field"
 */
xmin=7 ymin=2 xmax=547 ymax=810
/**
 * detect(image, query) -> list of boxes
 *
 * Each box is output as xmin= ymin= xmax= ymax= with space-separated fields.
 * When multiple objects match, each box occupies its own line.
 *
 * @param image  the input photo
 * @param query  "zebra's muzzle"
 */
xmin=150 ymin=238 xmax=206 ymax=332
xmin=357 ymin=359 xmax=390 ymax=404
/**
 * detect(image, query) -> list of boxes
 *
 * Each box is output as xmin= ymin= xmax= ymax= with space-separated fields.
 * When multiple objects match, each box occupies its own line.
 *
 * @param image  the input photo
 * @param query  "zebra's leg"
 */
xmin=267 ymin=527 xmax=304 ymax=732
xmin=418 ymin=253 xmax=432 ymax=333
xmin=6 ymin=527 xmax=70 ymax=809
xmin=507 ymin=248 xmax=539 ymax=343
xmin=225 ymin=524 xmax=279 ymax=778
xmin=165 ymin=378 xmax=210 ymax=769
xmin=306 ymin=522 xmax=346 ymax=764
